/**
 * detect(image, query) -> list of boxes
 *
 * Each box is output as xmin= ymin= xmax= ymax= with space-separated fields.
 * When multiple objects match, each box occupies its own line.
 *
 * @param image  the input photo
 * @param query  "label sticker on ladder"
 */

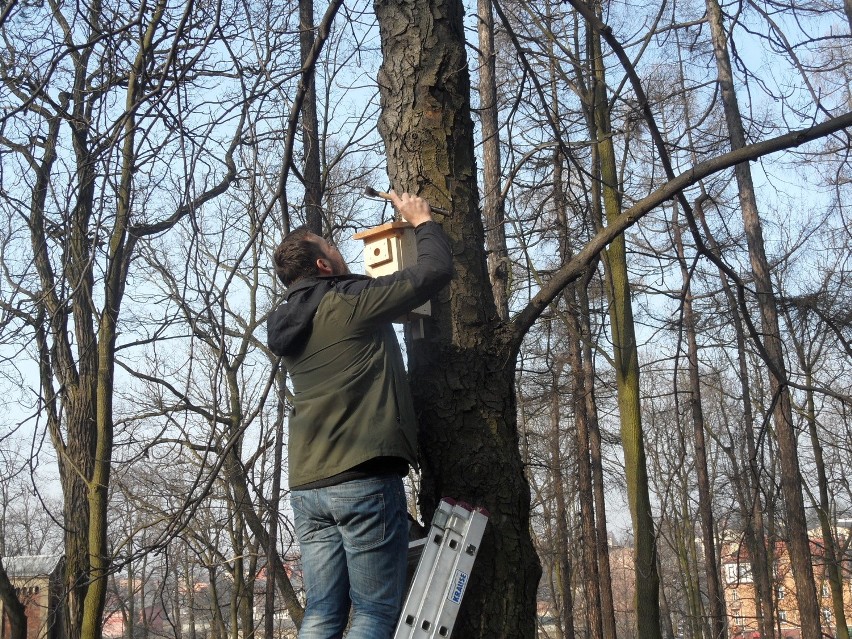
xmin=449 ymin=569 xmax=469 ymax=605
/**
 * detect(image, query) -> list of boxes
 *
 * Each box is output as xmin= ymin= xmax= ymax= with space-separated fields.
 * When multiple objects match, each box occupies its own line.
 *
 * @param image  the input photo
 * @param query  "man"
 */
xmin=267 ymin=191 xmax=453 ymax=639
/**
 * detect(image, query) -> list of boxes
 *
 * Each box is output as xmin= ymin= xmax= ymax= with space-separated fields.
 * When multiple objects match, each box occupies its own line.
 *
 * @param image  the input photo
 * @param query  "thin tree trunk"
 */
xmin=186 ymin=555 xmax=197 ymax=639
xmin=242 ymin=539 xmax=257 ymax=639
xmin=554 ymin=163 xmax=602 ymax=639
xmin=672 ymin=204 xmax=726 ymax=639
xmin=299 ymin=0 xmax=323 ymax=234
xmin=675 ymin=478 xmax=704 ymax=639
xmin=229 ymin=512 xmax=242 ymax=639
xmin=587 ymin=7 xmax=661 ymax=638
xmin=173 ymin=560 xmax=182 ymax=639
xmin=476 ymin=0 xmax=509 ymax=320
xmin=788 ymin=326 xmax=850 ymax=639
xmin=549 ymin=367 xmax=577 ymax=639
xmin=579 ymin=137 xmax=618 ymax=639
xmin=222 ymin=440 xmax=303 ymax=626
xmin=695 ymin=202 xmax=776 ymax=639
xmin=207 ymin=567 xmax=227 ymax=639
xmin=265 ymin=373 xmax=286 ymax=638
xmin=705 ymin=4 xmax=821 ymax=637
xmin=550 ymin=48 xmax=602 ymax=637
xmin=671 ymin=42 xmax=773 ymax=637
xmin=582 ymin=290 xmax=619 ymax=639
xmin=566 ymin=304 xmax=604 ymax=639
xmin=140 ymin=552 xmax=150 ymax=639
xmin=657 ymin=552 xmax=676 ymax=639
xmin=127 ymin=559 xmax=135 ymax=639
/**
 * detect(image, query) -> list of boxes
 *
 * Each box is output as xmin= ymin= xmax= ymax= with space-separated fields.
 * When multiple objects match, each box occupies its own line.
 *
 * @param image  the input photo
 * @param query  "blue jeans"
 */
xmin=291 ymin=474 xmax=409 ymax=639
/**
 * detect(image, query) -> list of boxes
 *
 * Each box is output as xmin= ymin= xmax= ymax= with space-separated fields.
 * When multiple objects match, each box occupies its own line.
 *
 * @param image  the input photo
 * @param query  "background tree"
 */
xmin=1 ymin=0 xmax=851 ymax=637
xmin=375 ymin=0 xmax=852 ymax=635
xmin=0 ymin=0 xmax=294 ymax=635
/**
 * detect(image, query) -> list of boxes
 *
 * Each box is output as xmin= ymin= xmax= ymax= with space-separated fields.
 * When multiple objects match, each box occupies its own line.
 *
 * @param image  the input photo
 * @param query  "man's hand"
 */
xmin=388 ymin=190 xmax=433 ymax=228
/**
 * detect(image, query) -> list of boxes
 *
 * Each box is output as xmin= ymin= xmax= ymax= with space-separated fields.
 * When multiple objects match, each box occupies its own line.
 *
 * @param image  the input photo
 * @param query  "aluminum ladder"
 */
xmin=394 ymin=498 xmax=489 ymax=639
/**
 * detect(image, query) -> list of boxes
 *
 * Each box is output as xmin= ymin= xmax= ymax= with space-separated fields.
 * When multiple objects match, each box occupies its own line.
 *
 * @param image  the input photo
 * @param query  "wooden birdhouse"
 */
xmin=352 ymin=221 xmax=431 ymax=323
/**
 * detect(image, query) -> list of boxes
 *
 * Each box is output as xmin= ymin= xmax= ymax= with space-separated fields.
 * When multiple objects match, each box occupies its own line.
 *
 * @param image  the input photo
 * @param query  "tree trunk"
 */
xmin=549 ymin=49 xmax=602 ymax=633
xmin=241 ymin=537 xmax=257 ymax=639
xmin=222 ymin=435 xmax=303 ymax=626
xmin=64 ymin=114 xmax=109 ymax=639
xmin=789 ymin=327 xmax=850 ymax=639
xmin=672 ymin=204 xmax=726 ymax=639
xmin=578 ymin=131 xmax=618 ymax=639
xmin=299 ymin=0 xmax=323 ymax=234
xmin=555 ymin=138 xmax=602 ymax=639
xmin=675 ymin=483 xmax=705 ymax=639
xmin=549 ymin=369 xmax=577 ymax=639
xmin=265 ymin=375 xmax=286 ymax=639
xmin=186 ymin=555 xmax=198 ymax=639
xmin=228 ymin=512 xmax=242 ymax=639
xmin=374 ymin=0 xmax=541 ymax=635
xmin=207 ymin=567 xmax=227 ymax=639
xmin=140 ymin=552 xmax=148 ymax=639
xmin=567 ymin=304 xmax=604 ymax=639
xmin=705 ymin=3 xmax=822 ymax=637
xmin=581 ymin=277 xmax=619 ymax=639
xmin=476 ymin=0 xmax=510 ymax=320
xmin=586 ymin=8 xmax=661 ymax=638
xmin=173 ymin=560 xmax=182 ymax=639
xmin=695 ymin=202 xmax=776 ymax=639
xmin=845 ymin=0 xmax=852 ymax=35
xmin=657 ymin=552 xmax=677 ymax=639
xmin=126 ymin=559 xmax=135 ymax=639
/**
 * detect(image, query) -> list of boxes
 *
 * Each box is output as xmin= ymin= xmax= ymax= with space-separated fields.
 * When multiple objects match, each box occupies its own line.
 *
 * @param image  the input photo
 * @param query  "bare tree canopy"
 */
xmin=0 ymin=0 xmax=850 ymax=637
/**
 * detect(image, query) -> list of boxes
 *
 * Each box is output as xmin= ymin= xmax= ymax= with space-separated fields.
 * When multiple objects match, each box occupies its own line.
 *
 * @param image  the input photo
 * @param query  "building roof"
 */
xmin=3 ymin=555 xmax=63 ymax=578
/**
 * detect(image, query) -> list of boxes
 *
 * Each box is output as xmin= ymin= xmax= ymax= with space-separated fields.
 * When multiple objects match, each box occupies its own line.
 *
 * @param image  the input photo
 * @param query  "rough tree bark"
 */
xmin=371 ymin=0 xmax=852 ymax=634
xmin=845 ymin=0 xmax=852 ymax=34
xmin=374 ymin=0 xmax=541 ymax=635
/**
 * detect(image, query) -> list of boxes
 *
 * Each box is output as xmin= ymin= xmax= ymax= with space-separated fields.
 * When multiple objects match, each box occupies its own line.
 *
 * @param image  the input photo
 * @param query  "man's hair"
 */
xmin=273 ymin=226 xmax=325 ymax=286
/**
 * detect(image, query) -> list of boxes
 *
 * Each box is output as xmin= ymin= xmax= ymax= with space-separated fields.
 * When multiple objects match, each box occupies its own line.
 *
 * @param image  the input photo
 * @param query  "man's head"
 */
xmin=273 ymin=227 xmax=350 ymax=287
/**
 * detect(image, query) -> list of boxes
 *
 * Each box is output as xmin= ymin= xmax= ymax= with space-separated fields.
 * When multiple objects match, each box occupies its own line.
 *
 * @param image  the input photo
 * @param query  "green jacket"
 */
xmin=267 ymin=222 xmax=453 ymax=488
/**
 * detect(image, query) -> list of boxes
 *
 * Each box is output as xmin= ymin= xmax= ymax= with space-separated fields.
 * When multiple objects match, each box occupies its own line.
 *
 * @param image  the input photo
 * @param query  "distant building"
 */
xmin=102 ymin=604 xmax=168 ymax=639
xmin=251 ymin=560 xmax=302 ymax=638
xmin=609 ymin=544 xmax=638 ymax=639
xmin=0 ymin=555 xmax=64 ymax=639
xmin=721 ymin=534 xmax=852 ymax=639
